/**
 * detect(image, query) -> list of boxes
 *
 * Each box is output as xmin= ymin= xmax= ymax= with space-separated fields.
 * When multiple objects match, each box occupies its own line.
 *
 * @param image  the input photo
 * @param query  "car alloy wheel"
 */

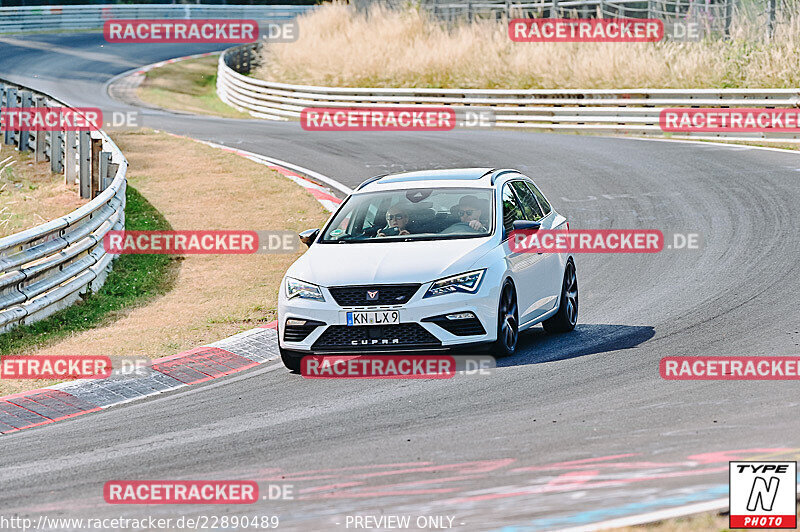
xmin=495 ymin=280 xmax=518 ymax=356
xmin=564 ymin=260 xmax=578 ymax=326
xmin=543 ymin=259 xmax=578 ymax=334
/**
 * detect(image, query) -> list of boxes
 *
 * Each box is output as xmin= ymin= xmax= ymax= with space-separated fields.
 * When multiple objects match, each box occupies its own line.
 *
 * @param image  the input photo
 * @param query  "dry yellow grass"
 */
xmin=0 ymin=129 xmax=329 ymax=395
xmin=255 ymin=2 xmax=800 ymax=89
xmin=0 ymin=146 xmax=86 ymax=238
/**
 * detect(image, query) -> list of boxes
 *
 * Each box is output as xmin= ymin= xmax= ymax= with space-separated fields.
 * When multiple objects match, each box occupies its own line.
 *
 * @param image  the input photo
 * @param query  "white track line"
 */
xmin=244 ymin=151 xmax=353 ymax=196
xmin=555 ymin=498 xmax=729 ymax=532
xmin=616 ymin=135 xmax=800 ymax=155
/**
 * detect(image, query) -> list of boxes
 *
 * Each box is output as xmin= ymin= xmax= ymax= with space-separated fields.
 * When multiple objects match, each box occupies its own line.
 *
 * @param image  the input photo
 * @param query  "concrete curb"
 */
xmin=0 ymin=323 xmax=278 ymax=435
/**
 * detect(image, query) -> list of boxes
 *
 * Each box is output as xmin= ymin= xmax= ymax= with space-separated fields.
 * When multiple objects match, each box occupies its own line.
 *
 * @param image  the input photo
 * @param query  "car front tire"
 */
xmin=491 ymin=279 xmax=519 ymax=357
xmin=543 ymin=259 xmax=578 ymax=334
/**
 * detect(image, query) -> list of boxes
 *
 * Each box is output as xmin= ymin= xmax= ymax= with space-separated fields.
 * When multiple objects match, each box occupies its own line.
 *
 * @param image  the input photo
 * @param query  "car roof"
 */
xmin=356 ymin=168 xmax=522 ymax=192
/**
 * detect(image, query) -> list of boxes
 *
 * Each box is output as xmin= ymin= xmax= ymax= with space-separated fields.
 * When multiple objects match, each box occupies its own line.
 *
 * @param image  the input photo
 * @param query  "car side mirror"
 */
xmin=299 ymin=228 xmax=319 ymax=247
xmin=512 ymin=220 xmax=541 ymax=231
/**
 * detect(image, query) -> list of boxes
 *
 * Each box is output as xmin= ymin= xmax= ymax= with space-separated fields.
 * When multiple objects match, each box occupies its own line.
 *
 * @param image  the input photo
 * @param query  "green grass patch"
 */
xmin=137 ymin=55 xmax=251 ymax=119
xmin=0 ymin=186 xmax=180 ymax=355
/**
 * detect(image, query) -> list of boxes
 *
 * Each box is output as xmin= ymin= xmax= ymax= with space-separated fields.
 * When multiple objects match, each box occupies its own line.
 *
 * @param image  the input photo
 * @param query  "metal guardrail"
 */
xmin=0 ymin=81 xmax=127 ymax=333
xmin=217 ymin=43 xmax=800 ymax=142
xmin=0 ymin=4 xmax=313 ymax=34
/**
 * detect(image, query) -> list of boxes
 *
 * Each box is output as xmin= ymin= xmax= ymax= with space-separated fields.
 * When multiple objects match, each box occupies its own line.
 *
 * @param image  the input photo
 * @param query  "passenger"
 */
xmin=443 ymin=195 xmax=489 ymax=233
xmin=377 ymin=204 xmax=412 ymax=237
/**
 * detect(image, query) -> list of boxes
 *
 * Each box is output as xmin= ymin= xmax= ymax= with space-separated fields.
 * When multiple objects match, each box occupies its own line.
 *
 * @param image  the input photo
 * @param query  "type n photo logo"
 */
xmin=729 ymin=461 xmax=797 ymax=529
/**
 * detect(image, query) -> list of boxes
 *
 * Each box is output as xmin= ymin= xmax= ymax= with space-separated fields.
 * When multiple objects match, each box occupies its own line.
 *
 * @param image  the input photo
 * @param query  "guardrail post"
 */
xmin=4 ymin=87 xmax=17 ymax=146
xmin=242 ymin=46 xmax=251 ymax=74
xmin=79 ymin=131 xmax=91 ymax=198
xmin=90 ymin=136 xmax=102 ymax=198
xmin=18 ymin=90 xmax=31 ymax=152
xmin=767 ymin=0 xmax=776 ymax=40
xmin=109 ymin=161 xmax=120 ymax=188
xmin=50 ymin=130 xmax=63 ymax=173
xmin=724 ymin=0 xmax=732 ymax=37
xmin=99 ymin=151 xmax=111 ymax=191
xmin=232 ymin=47 xmax=240 ymax=71
xmin=0 ymin=85 xmax=4 ymax=143
xmin=33 ymin=96 xmax=47 ymax=162
xmin=65 ymin=130 xmax=77 ymax=185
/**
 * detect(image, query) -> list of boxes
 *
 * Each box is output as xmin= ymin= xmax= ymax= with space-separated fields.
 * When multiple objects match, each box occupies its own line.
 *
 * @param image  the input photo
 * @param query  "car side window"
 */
xmin=526 ymin=182 xmax=552 ymax=216
xmin=510 ymin=181 xmax=544 ymax=221
xmin=501 ymin=184 xmax=525 ymax=234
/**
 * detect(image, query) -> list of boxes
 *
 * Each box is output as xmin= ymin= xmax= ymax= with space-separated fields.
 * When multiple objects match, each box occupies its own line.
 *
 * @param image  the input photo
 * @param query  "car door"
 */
xmin=511 ymin=180 xmax=562 ymax=318
xmin=501 ymin=182 xmax=547 ymax=325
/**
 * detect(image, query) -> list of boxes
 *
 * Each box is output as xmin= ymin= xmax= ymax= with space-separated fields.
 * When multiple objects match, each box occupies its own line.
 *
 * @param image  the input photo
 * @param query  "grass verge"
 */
xmin=0 ymin=146 xmax=86 ymax=238
xmin=0 ymin=129 xmax=329 ymax=396
xmin=0 ymin=186 xmax=177 ymax=359
xmin=136 ymin=54 xmax=251 ymax=119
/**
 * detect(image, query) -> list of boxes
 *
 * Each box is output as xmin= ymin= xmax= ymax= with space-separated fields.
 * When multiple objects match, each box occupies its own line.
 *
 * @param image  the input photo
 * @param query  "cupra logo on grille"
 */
xmin=366 ymin=290 xmax=379 ymax=301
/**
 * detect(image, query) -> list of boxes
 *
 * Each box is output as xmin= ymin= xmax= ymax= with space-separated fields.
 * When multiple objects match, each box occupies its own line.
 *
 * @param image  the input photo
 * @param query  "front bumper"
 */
xmin=278 ymin=282 xmax=500 ymax=354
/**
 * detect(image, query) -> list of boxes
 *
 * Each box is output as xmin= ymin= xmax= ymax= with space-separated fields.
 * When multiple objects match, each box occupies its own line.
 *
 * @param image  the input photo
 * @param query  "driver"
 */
xmin=377 ymin=204 xmax=412 ymax=237
xmin=443 ymin=195 xmax=489 ymax=233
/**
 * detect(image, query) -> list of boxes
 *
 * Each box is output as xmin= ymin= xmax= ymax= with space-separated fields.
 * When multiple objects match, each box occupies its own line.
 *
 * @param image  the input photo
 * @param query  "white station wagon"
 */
xmin=277 ymin=168 xmax=577 ymax=371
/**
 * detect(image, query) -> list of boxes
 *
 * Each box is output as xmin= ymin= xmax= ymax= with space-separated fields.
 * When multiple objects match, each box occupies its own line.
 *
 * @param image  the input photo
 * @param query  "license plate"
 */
xmin=346 ymin=310 xmax=400 ymax=326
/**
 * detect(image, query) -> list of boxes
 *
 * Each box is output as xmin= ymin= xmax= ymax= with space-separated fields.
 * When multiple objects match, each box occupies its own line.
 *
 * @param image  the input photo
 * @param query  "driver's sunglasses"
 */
xmin=458 ymin=209 xmax=475 ymax=216
xmin=386 ymin=214 xmax=406 ymax=220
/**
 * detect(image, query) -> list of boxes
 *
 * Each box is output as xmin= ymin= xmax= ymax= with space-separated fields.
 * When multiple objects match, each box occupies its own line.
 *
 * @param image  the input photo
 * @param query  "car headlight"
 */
xmin=424 ymin=269 xmax=486 ymax=298
xmin=286 ymin=277 xmax=325 ymax=301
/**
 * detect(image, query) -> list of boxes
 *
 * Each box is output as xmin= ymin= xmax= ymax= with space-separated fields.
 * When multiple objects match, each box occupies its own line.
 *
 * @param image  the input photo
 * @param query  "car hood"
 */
xmin=287 ymin=238 xmax=495 ymax=287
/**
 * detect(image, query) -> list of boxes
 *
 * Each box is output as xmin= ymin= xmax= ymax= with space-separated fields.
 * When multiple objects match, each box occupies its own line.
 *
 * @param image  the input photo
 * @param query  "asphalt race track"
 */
xmin=1 ymin=33 xmax=800 ymax=531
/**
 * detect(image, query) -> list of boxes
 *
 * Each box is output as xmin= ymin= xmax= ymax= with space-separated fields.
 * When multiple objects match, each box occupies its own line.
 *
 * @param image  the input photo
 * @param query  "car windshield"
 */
xmin=320 ymin=187 xmax=494 ymax=243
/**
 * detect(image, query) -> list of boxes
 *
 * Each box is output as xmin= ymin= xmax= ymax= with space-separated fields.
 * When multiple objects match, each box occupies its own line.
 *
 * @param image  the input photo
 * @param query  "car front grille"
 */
xmin=328 ymin=284 xmax=421 ymax=307
xmin=312 ymin=324 xmax=441 ymax=350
